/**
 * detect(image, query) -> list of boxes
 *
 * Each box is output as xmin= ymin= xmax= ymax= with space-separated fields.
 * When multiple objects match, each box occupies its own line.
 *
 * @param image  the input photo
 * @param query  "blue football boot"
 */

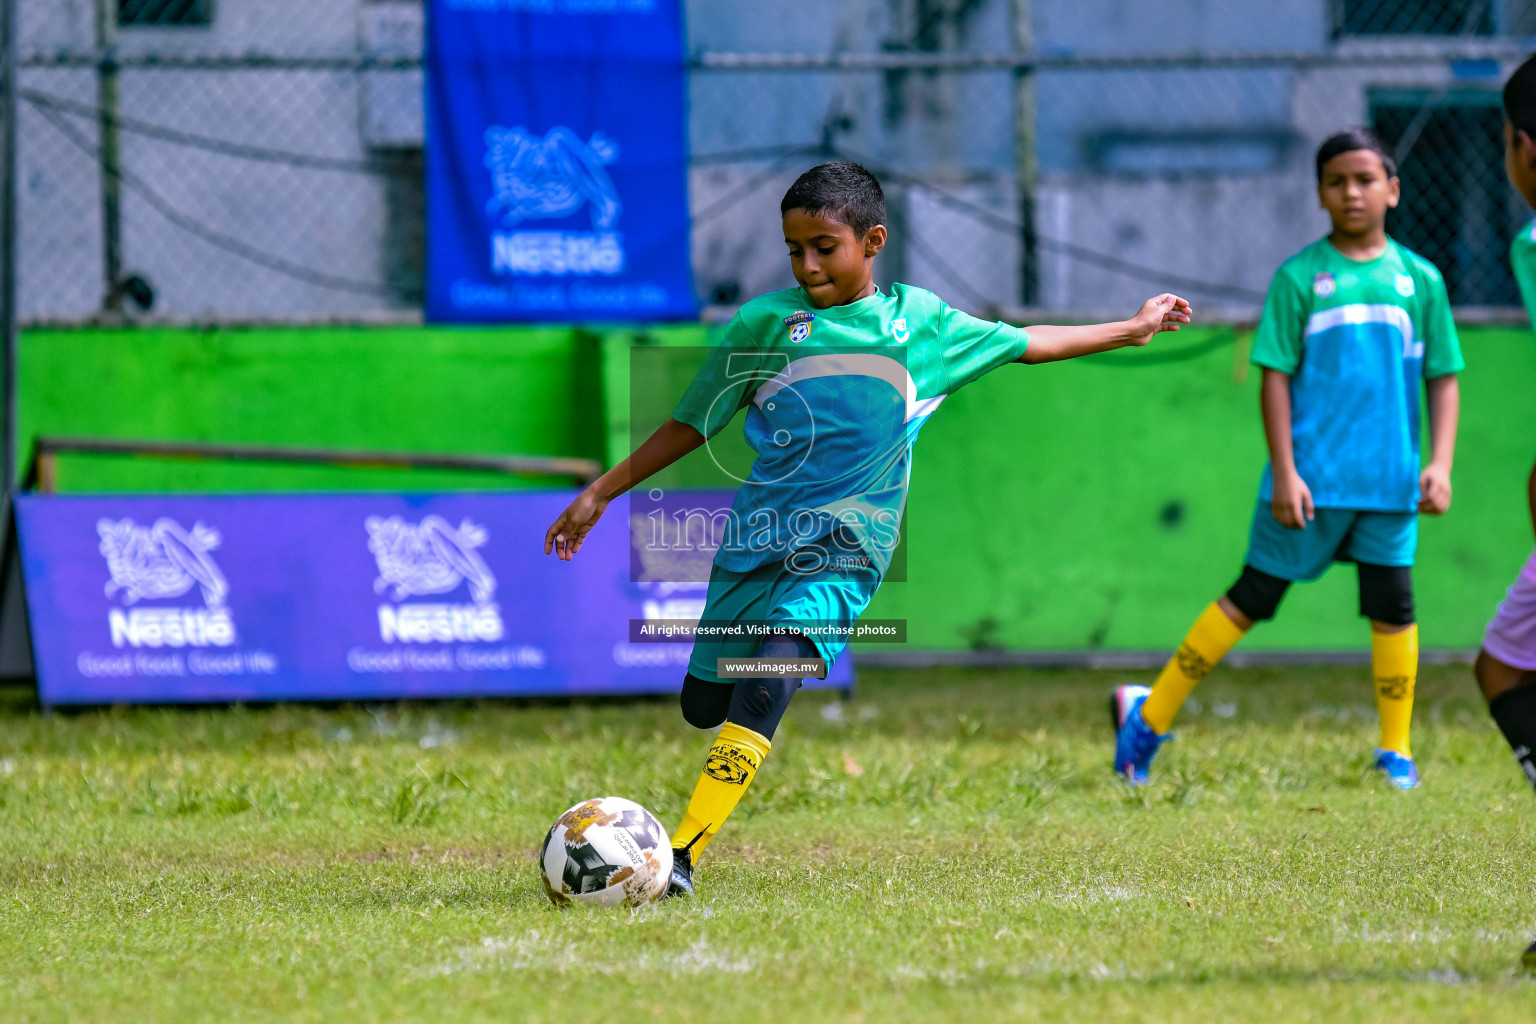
xmin=1111 ymin=684 xmax=1173 ymax=786
xmin=663 ymin=828 xmax=704 ymax=899
xmin=1372 ymin=747 xmax=1420 ymax=790
xmin=664 ymin=845 xmax=694 ymax=899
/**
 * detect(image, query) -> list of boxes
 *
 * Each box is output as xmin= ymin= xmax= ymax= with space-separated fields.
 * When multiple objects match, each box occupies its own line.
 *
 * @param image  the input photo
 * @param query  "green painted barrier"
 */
xmin=20 ymin=322 xmax=1536 ymax=650
xmin=875 ymin=326 xmax=1536 ymax=652
xmin=20 ymin=325 xmax=605 ymax=492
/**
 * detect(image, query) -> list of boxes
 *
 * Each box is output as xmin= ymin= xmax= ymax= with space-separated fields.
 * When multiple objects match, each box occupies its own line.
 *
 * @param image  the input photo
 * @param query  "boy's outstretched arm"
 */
xmin=1418 ymin=373 xmax=1459 ymax=515
xmin=1015 ymin=294 xmax=1192 ymax=364
xmin=543 ymin=418 xmax=705 ymax=561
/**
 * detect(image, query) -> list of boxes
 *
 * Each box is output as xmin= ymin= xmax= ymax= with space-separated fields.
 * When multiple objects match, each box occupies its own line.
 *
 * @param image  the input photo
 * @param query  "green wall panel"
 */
xmin=20 ymin=325 xmax=603 ymax=492
xmin=867 ymin=325 xmax=1536 ymax=651
xmin=18 ymin=322 xmax=1534 ymax=651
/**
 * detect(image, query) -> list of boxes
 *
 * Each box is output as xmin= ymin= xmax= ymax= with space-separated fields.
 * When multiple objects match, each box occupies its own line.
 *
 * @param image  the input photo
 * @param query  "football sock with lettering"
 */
xmin=1141 ymin=601 xmax=1247 ymax=734
xmin=1372 ymin=624 xmax=1417 ymax=757
xmin=1488 ymin=684 xmax=1536 ymax=793
xmin=669 ymin=721 xmax=772 ymax=862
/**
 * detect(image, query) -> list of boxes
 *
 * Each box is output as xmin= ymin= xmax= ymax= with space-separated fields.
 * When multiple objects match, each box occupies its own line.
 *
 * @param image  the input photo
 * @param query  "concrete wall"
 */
xmin=12 ymin=0 xmax=1530 ymax=320
xmin=1035 ymin=43 xmax=1524 ymax=312
xmin=15 ymin=0 xmax=420 ymax=320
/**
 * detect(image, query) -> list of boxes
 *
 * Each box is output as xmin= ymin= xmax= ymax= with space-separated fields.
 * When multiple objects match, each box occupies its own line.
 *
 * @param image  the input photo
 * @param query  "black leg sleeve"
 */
xmin=679 ymin=673 xmax=733 ymax=730
xmin=1357 ymin=563 xmax=1415 ymax=626
xmin=1489 ymin=684 xmax=1536 ymax=794
xmin=1225 ymin=564 xmax=1291 ymax=622
xmin=725 ymin=633 xmax=816 ymax=740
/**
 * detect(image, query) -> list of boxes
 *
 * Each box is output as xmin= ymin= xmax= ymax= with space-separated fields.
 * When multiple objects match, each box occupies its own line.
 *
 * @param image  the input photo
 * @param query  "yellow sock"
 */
xmin=1141 ymin=601 xmax=1248 ymax=734
xmin=1372 ymin=623 xmax=1418 ymax=757
xmin=669 ymin=721 xmax=771 ymax=862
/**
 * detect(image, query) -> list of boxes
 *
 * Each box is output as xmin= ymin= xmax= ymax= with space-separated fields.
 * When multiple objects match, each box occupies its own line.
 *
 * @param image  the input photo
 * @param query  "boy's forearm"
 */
xmin=1425 ymin=374 xmax=1459 ymax=471
xmin=590 ymin=418 xmax=705 ymax=502
xmin=1259 ymin=368 xmax=1298 ymax=475
xmin=1016 ymin=321 xmax=1136 ymax=364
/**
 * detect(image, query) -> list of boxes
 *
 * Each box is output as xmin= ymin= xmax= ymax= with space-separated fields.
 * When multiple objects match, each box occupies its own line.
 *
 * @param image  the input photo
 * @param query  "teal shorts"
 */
xmin=687 ymin=538 xmax=883 ymax=683
xmin=1245 ymin=498 xmax=1417 ymax=582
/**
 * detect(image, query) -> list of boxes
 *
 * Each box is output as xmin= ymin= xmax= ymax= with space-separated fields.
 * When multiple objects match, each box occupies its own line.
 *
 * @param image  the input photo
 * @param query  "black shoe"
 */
xmin=1523 ymin=936 xmax=1536 ymax=971
xmin=664 ymin=845 xmax=694 ymax=899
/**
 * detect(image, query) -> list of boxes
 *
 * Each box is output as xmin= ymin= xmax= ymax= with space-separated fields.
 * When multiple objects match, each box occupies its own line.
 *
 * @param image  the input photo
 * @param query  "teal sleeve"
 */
xmin=1512 ymin=222 xmax=1536 ymax=341
xmin=1419 ymin=268 xmax=1463 ymax=379
xmin=1250 ymin=268 xmax=1306 ymax=374
xmin=939 ymin=304 xmax=1030 ymax=394
xmin=670 ymin=314 xmax=777 ymax=440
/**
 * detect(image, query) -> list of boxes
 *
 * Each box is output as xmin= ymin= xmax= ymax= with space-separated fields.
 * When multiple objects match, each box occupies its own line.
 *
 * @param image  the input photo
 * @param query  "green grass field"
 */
xmin=3 ymin=665 xmax=1534 ymax=1022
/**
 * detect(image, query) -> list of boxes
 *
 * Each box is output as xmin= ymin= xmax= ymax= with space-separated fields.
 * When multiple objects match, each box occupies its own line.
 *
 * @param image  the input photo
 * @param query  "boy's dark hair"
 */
xmin=1504 ymin=53 xmax=1536 ymax=138
xmin=780 ymin=161 xmax=886 ymax=238
xmin=1315 ymin=127 xmax=1397 ymax=183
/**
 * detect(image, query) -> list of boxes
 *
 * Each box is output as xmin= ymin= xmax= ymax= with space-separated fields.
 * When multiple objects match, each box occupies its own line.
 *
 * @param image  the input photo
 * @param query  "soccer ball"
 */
xmin=539 ymin=796 xmax=673 ymax=908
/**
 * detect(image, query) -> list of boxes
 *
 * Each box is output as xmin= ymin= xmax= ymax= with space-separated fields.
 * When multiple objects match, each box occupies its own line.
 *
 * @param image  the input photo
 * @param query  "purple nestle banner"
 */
xmin=14 ymin=492 xmax=853 ymax=706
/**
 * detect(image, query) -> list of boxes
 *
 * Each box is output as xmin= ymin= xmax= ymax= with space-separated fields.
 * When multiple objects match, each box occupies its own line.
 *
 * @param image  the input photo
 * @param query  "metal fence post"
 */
xmin=1011 ymin=0 xmax=1039 ymax=307
xmin=1 ymin=0 xmax=17 ymax=492
xmin=95 ymin=0 xmax=122 ymax=316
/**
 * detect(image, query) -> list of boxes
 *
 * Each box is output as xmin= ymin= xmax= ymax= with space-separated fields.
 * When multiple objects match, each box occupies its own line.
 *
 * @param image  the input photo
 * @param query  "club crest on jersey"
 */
xmin=890 ymin=317 xmax=910 ymax=343
xmin=784 ymin=310 xmax=815 ymax=343
xmin=1395 ymin=273 xmax=1415 ymax=297
xmin=1312 ymin=272 xmax=1335 ymax=298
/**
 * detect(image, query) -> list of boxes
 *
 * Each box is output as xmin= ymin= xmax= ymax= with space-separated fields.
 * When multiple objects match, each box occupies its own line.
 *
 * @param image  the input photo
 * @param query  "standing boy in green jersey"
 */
xmin=545 ymin=161 xmax=1192 ymax=897
xmin=1474 ymin=53 xmax=1536 ymax=969
xmin=1111 ymin=128 xmax=1463 ymax=790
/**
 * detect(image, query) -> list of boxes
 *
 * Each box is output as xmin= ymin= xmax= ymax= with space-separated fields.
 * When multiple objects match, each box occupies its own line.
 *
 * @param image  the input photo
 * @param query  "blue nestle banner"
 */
xmin=425 ymin=0 xmax=696 ymax=322
xmin=14 ymin=492 xmax=851 ymax=706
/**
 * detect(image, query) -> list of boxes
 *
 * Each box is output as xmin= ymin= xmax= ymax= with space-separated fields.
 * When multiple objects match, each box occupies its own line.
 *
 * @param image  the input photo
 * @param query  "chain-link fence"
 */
xmin=7 ymin=0 xmax=1535 ymax=323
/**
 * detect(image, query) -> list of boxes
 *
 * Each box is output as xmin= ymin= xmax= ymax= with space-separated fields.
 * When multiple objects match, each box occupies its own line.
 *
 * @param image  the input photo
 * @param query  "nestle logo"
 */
xmin=377 ymin=603 xmax=504 ymax=644
xmin=367 ymin=515 xmax=505 ymax=645
xmin=97 ymin=516 xmax=237 ymax=648
xmin=108 ymin=607 xmax=236 ymax=649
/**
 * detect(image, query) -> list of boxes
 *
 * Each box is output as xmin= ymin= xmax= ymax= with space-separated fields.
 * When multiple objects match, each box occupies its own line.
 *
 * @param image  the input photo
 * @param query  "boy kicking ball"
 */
xmin=1112 ymin=128 xmax=1463 ymax=790
xmin=546 ymin=161 xmax=1191 ymax=898
xmin=1475 ymin=54 xmax=1536 ymax=969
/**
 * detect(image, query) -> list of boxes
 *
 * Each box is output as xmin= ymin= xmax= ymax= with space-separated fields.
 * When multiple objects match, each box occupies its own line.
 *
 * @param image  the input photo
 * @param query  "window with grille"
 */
xmin=374 ymin=148 xmax=425 ymax=309
xmin=119 ymin=0 xmax=213 ymax=27
xmin=1371 ymin=90 xmax=1519 ymax=306
xmin=1336 ymin=0 xmax=1495 ymax=35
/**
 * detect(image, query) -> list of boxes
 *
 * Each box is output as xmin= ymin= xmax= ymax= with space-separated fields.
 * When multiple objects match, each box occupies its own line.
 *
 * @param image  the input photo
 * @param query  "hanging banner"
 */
xmin=14 ymin=492 xmax=852 ymax=706
xmin=425 ymin=0 xmax=696 ymax=322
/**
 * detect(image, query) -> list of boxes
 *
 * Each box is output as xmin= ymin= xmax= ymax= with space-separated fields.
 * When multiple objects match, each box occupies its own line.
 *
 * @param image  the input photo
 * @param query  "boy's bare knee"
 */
xmin=1475 ymin=648 xmax=1526 ymax=703
xmin=1215 ymin=594 xmax=1255 ymax=631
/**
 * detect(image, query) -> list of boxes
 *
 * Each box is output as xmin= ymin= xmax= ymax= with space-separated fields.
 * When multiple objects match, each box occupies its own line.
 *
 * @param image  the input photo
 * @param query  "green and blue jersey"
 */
xmin=1250 ymin=237 xmax=1463 ymax=513
xmin=672 ymin=283 xmax=1029 ymax=575
xmin=1513 ymin=217 xmax=1536 ymax=331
